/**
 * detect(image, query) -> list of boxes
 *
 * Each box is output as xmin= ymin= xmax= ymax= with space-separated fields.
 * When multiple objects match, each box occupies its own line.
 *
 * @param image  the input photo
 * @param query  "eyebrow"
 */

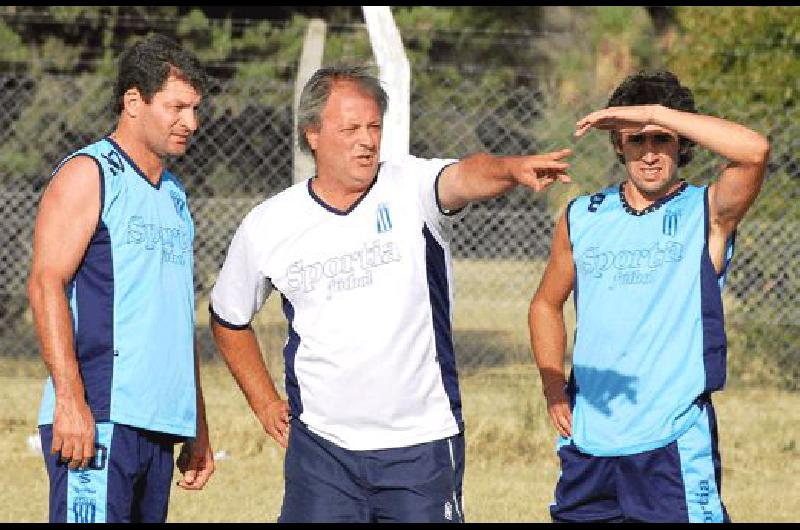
xmin=628 ymin=132 xmax=676 ymax=139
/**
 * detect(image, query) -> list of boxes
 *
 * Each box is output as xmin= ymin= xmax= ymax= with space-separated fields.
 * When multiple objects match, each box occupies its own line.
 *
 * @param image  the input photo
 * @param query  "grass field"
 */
xmin=1 ymin=358 xmax=797 ymax=523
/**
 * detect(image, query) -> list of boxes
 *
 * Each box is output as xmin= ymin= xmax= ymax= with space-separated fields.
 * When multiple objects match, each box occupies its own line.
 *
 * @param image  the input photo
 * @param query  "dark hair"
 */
xmin=296 ymin=65 xmax=388 ymax=154
xmin=607 ymin=70 xmax=697 ymax=167
xmin=114 ymin=33 xmax=207 ymax=113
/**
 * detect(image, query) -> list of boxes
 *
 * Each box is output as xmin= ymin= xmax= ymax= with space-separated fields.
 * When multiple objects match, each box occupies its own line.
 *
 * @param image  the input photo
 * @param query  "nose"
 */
xmin=641 ymin=150 xmax=658 ymax=163
xmin=181 ymin=109 xmax=199 ymax=133
xmin=358 ymin=128 xmax=372 ymax=147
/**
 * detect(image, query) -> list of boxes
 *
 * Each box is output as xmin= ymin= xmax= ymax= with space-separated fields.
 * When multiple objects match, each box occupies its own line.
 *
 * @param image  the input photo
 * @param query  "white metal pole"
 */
xmin=362 ymin=6 xmax=410 ymax=162
xmin=293 ymin=18 xmax=327 ymax=184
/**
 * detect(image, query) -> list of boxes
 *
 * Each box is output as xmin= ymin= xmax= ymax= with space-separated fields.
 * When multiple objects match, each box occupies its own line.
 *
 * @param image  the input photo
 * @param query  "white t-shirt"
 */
xmin=210 ymin=155 xmax=464 ymax=450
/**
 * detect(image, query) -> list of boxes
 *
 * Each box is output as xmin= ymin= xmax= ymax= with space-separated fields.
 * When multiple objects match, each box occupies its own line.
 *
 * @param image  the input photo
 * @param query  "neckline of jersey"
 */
xmin=618 ymin=179 xmax=688 ymax=216
xmin=104 ymin=136 xmax=165 ymax=190
xmin=306 ymin=163 xmax=382 ymax=216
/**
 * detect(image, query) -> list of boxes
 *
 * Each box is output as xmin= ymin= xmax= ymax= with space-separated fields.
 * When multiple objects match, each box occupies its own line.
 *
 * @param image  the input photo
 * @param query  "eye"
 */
xmin=654 ymin=134 xmax=674 ymax=143
xmin=628 ymin=134 xmax=644 ymax=144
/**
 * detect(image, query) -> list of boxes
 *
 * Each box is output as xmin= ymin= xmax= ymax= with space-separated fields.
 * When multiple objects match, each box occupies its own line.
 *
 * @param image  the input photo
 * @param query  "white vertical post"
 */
xmin=362 ymin=6 xmax=410 ymax=162
xmin=293 ymin=18 xmax=327 ymax=185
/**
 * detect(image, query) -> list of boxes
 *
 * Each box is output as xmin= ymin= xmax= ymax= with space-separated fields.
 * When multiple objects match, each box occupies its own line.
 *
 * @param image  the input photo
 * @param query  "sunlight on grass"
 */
xmin=2 ymin=359 xmax=797 ymax=522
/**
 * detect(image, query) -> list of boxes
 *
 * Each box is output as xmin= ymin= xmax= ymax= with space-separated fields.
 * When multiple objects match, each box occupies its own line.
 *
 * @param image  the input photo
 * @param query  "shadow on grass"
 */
xmin=454 ymin=329 xmax=531 ymax=371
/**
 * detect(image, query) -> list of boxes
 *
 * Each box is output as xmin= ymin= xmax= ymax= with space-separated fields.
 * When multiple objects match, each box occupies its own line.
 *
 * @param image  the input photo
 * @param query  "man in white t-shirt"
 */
xmin=209 ymin=65 xmax=572 ymax=523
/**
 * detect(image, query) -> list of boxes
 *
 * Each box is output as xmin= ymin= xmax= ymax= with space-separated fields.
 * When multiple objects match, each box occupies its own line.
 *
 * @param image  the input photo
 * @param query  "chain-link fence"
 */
xmin=1 ymin=32 xmax=798 ymax=389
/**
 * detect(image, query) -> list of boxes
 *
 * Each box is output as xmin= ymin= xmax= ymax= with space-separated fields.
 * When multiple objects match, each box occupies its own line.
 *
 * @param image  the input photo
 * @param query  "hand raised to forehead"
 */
xmin=574 ymin=105 xmax=661 ymax=138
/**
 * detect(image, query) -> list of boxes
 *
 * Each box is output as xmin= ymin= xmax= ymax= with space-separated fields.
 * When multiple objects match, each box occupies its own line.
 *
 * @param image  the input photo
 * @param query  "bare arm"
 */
xmin=210 ymin=319 xmax=290 ymax=448
xmin=529 ymin=211 xmax=575 ymax=438
xmin=27 ymin=156 xmax=101 ymax=469
xmin=575 ymin=104 xmax=770 ymax=267
xmin=437 ymin=149 xmax=572 ymax=212
xmin=177 ymin=341 xmax=215 ymax=490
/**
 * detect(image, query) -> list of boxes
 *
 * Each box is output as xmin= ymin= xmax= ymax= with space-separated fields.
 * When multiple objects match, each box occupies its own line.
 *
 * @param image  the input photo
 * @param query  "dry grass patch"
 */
xmin=2 ymin=360 xmax=797 ymax=522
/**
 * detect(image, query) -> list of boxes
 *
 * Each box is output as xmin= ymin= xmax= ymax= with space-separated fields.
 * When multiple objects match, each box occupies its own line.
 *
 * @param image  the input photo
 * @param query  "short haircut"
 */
xmin=296 ymin=65 xmax=388 ymax=155
xmin=114 ymin=33 xmax=207 ymax=114
xmin=607 ymin=70 xmax=698 ymax=167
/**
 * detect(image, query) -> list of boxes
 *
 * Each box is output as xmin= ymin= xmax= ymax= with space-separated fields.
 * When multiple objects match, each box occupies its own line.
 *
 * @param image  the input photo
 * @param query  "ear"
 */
xmin=305 ymin=125 xmax=320 ymax=152
xmin=122 ymin=88 xmax=143 ymax=118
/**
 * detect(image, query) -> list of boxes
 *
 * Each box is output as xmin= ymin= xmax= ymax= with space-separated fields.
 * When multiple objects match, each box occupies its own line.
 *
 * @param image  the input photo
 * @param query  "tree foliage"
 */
xmin=667 ymin=6 xmax=799 ymax=107
xmin=0 ymin=6 xmax=796 ymax=198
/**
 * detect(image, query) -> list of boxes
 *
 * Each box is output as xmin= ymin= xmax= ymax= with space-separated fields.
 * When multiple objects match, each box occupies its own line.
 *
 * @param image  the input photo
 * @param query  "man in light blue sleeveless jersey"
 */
xmin=28 ymin=34 xmax=214 ymax=523
xmin=529 ymin=71 xmax=770 ymax=523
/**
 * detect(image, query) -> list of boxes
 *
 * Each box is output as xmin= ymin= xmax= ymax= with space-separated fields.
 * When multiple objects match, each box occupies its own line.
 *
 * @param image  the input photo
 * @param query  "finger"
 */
xmin=560 ymin=413 xmax=572 ymax=437
xmin=575 ymin=114 xmax=593 ymax=128
xmin=574 ymin=124 xmax=592 ymax=138
xmin=545 ymin=148 xmax=572 ymax=160
xmin=67 ymin=444 xmax=82 ymax=470
xmin=58 ymin=437 xmax=74 ymax=464
xmin=554 ymin=412 xmax=570 ymax=438
xmin=535 ymin=171 xmax=571 ymax=187
xmin=536 ymin=179 xmax=556 ymax=192
xmin=550 ymin=413 xmax=567 ymax=438
xmin=184 ymin=462 xmax=214 ymax=490
xmin=51 ymin=433 xmax=63 ymax=457
xmin=276 ymin=422 xmax=290 ymax=443
xmin=535 ymin=160 xmax=571 ymax=170
xmin=575 ymin=111 xmax=603 ymax=128
xmin=267 ymin=424 xmax=288 ymax=449
xmin=561 ymin=421 xmax=572 ymax=438
xmin=574 ymin=119 xmax=590 ymax=133
xmin=193 ymin=460 xmax=215 ymax=489
xmin=82 ymin=437 xmax=95 ymax=469
xmin=276 ymin=428 xmax=289 ymax=449
xmin=556 ymin=423 xmax=569 ymax=438
xmin=179 ymin=468 xmax=198 ymax=489
xmin=78 ymin=441 xmax=94 ymax=469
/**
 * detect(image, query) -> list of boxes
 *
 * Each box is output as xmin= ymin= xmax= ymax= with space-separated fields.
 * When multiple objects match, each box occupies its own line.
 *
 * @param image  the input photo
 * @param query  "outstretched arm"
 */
xmin=27 ymin=156 xmax=101 ymax=470
xmin=529 ymin=211 xmax=575 ymax=438
xmin=437 ymin=149 xmax=572 ymax=212
xmin=575 ymin=105 xmax=770 ymax=266
xmin=210 ymin=320 xmax=290 ymax=448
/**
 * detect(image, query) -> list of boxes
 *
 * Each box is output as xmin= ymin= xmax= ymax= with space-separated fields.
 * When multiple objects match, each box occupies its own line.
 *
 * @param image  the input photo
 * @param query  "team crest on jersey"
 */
xmin=376 ymin=202 xmax=392 ymax=233
xmin=663 ymin=208 xmax=680 ymax=237
xmin=170 ymin=190 xmax=186 ymax=216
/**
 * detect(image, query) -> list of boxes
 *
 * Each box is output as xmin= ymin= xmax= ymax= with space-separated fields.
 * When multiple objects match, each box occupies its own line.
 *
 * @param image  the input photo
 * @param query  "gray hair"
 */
xmin=296 ymin=65 xmax=389 ymax=154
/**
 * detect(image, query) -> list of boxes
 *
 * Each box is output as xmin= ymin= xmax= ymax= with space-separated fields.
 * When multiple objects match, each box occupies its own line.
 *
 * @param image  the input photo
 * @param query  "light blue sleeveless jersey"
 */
xmin=38 ymin=137 xmax=197 ymax=437
xmin=566 ymin=182 xmax=733 ymax=456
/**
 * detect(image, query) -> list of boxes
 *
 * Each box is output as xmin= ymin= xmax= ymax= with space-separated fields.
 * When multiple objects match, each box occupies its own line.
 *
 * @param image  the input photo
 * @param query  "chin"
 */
xmin=166 ymin=146 xmax=188 ymax=157
xmin=634 ymin=179 xmax=675 ymax=197
xmin=356 ymin=166 xmax=379 ymax=181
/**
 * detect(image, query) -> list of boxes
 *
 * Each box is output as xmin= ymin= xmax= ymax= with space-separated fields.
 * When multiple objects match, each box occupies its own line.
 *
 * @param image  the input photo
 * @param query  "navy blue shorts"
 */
xmin=40 ymin=422 xmax=179 ymax=523
xmin=279 ymin=419 xmax=465 ymax=523
xmin=551 ymin=399 xmax=730 ymax=523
